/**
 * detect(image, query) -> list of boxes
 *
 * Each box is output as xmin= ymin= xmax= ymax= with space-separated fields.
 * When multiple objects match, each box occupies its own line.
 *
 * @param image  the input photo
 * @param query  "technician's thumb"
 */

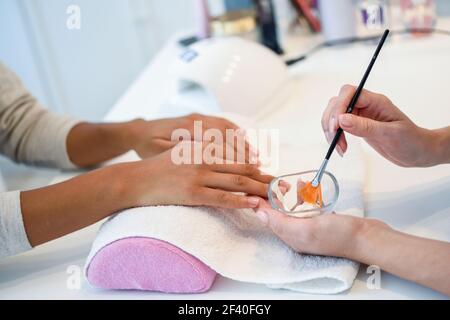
xmin=338 ymin=114 xmax=383 ymax=138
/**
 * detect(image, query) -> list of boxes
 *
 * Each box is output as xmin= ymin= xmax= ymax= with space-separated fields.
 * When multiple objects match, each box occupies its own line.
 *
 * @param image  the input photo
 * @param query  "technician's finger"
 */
xmin=258 ymin=208 xmax=313 ymax=247
xmin=339 ymin=113 xmax=385 ymax=138
xmin=257 ymin=206 xmax=295 ymax=234
xmin=322 ymin=97 xmax=348 ymax=156
xmin=336 ymin=133 xmax=348 ymax=157
xmin=333 ymin=85 xmax=386 ymax=121
xmin=322 ymin=96 xmax=339 ymax=137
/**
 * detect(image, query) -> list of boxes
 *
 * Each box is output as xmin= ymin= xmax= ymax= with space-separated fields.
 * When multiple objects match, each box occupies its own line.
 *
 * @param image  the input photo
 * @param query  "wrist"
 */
xmin=352 ymin=218 xmax=392 ymax=264
xmin=428 ymin=127 xmax=450 ymax=166
xmin=116 ymin=118 xmax=146 ymax=151
xmin=67 ymin=120 xmax=147 ymax=167
xmin=100 ymin=162 xmax=140 ymax=210
xmin=106 ymin=160 xmax=160 ymax=209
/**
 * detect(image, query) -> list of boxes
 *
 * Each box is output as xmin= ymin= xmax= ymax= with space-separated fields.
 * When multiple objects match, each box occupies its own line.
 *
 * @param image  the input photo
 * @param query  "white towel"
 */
xmin=85 ymin=135 xmax=365 ymax=295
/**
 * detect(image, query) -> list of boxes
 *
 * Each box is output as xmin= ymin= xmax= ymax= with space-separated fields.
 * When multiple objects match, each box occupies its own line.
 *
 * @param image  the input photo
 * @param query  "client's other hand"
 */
xmin=130 ymin=113 xmax=257 ymax=163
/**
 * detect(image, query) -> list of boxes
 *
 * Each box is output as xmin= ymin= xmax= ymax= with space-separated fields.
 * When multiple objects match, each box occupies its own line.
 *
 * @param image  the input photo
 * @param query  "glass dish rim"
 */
xmin=268 ymin=170 xmax=340 ymax=215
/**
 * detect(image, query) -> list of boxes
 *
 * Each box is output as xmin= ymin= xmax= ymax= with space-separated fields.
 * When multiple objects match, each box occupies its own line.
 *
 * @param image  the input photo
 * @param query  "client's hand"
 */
xmin=21 ymin=141 xmax=272 ymax=247
xmin=322 ymin=85 xmax=442 ymax=167
xmin=68 ymin=113 xmax=258 ymax=168
xmin=117 ymin=142 xmax=273 ymax=209
xmin=130 ymin=113 xmax=257 ymax=163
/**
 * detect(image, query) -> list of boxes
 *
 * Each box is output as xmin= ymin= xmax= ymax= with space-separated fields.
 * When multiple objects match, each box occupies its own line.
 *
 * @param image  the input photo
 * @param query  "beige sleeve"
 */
xmin=0 ymin=62 xmax=81 ymax=169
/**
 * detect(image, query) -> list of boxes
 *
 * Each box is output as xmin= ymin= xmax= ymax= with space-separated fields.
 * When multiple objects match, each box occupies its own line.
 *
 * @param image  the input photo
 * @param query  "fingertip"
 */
xmin=338 ymin=139 xmax=347 ymax=154
xmin=247 ymin=197 xmax=260 ymax=208
xmin=341 ymin=141 xmax=348 ymax=154
xmin=325 ymin=131 xmax=333 ymax=145
xmin=339 ymin=114 xmax=354 ymax=128
xmin=329 ymin=115 xmax=337 ymax=133
xmin=322 ymin=120 xmax=329 ymax=135
xmin=323 ymin=130 xmax=329 ymax=144
xmin=279 ymin=180 xmax=292 ymax=192
xmin=340 ymin=84 xmax=356 ymax=96
xmin=336 ymin=145 xmax=344 ymax=157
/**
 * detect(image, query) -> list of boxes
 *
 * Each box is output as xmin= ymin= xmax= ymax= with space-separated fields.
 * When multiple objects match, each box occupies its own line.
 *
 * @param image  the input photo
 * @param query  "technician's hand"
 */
xmin=119 ymin=142 xmax=273 ymax=209
xmin=253 ymin=201 xmax=450 ymax=297
xmin=322 ymin=85 xmax=442 ymax=167
xmin=130 ymin=113 xmax=257 ymax=163
xmin=254 ymin=200 xmax=387 ymax=259
xmin=255 ymin=200 xmax=363 ymax=258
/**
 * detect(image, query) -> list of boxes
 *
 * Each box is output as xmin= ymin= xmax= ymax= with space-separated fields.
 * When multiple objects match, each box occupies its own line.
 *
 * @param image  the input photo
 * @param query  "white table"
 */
xmin=1 ymin=23 xmax=450 ymax=299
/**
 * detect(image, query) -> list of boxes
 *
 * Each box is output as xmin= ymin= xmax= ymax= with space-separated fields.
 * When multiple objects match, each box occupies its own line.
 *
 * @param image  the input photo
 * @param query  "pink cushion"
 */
xmin=86 ymin=237 xmax=217 ymax=293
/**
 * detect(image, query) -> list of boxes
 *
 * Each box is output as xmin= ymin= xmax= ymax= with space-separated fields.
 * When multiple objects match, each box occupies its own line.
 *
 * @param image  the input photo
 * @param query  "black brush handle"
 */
xmin=325 ymin=29 xmax=390 ymax=160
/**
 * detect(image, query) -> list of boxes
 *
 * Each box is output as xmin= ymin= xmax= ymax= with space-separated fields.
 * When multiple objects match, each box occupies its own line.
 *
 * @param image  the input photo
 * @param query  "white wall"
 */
xmin=0 ymin=0 xmax=50 ymax=106
xmin=0 ymin=0 xmax=196 ymax=120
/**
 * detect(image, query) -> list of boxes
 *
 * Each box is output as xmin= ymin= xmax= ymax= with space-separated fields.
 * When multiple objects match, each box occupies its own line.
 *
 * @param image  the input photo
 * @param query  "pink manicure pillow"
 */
xmin=86 ymin=237 xmax=217 ymax=293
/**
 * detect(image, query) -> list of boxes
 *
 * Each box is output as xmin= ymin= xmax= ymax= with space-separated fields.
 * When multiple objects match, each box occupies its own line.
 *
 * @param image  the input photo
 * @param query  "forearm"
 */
xmin=66 ymin=120 xmax=144 ymax=167
xmin=355 ymin=221 xmax=450 ymax=296
xmin=21 ymin=163 xmax=134 ymax=247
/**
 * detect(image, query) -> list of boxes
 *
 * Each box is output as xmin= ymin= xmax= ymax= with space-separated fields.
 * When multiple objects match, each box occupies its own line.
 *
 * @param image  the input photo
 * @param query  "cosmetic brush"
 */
xmin=310 ymin=29 xmax=390 ymax=189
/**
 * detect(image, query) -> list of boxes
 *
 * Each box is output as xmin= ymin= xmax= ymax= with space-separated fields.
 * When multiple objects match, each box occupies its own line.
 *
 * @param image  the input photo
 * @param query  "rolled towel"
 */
xmin=85 ymin=138 xmax=365 ymax=295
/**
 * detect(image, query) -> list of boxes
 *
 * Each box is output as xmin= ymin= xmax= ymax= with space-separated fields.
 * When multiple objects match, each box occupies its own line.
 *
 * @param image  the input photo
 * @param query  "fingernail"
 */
xmin=339 ymin=114 xmax=353 ymax=128
xmin=325 ymin=131 xmax=333 ymax=145
xmin=279 ymin=180 xmax=291 ymax=191
xmin=329 ymin=115 xmax=337 ymax=132
xmin=256 ymin=210 xmax=269 ymax=225
xmin=279 ymin=186 xmax=287 ymax=194
xmin=248 ymin=197 xmax=260 ymax=207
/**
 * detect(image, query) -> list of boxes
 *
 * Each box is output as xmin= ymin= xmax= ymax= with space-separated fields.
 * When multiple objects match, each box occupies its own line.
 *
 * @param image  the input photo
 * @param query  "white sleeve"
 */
xmin=0 ymin=191 xmax=32 ymax=258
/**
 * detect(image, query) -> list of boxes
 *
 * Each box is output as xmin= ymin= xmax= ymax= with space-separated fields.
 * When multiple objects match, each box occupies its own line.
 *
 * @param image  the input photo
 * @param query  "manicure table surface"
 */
xmin=1 ymin=22 xmax=449 ymax=300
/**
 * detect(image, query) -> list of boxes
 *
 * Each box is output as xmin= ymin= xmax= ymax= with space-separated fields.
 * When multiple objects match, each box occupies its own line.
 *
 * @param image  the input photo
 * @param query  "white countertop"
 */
xmin=1 ymin=23 xmax=449 ymax=300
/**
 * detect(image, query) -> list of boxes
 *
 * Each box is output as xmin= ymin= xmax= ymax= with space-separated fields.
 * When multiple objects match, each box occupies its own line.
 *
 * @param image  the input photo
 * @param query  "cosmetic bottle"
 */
xmin=254 ymin=0 xmax=284 ymax=54
xmin=318 ymin=0 xmax=357 ymax=42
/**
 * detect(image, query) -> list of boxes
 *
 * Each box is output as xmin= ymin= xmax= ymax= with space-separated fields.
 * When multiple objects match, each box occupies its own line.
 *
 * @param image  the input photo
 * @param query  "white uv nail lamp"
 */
xmin=168 ymin=37 xmax=291 ymax=118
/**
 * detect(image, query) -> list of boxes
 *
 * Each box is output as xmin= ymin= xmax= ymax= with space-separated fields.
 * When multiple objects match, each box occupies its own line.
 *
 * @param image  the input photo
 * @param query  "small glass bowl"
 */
xmin=268 ymin=170 xmax=339 ymax=218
